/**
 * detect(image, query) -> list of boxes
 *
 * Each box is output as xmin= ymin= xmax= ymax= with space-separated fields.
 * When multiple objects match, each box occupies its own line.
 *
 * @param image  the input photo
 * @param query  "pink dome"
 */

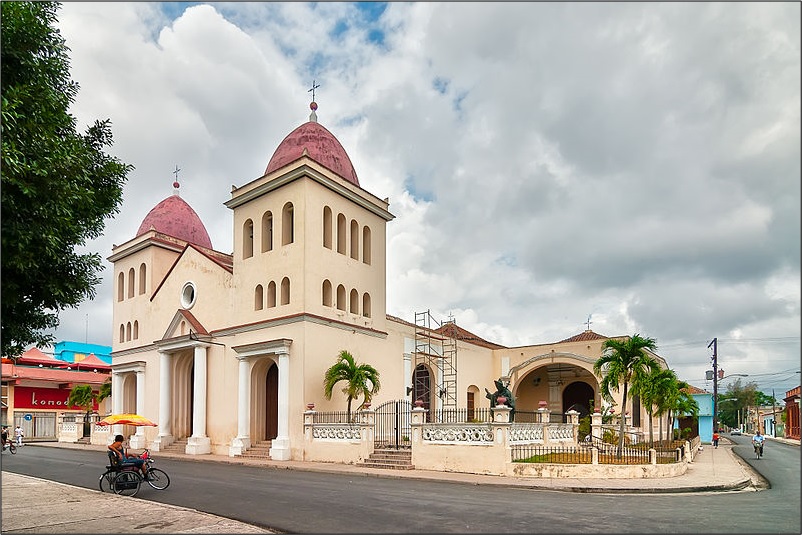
xmin=265 ymin=121 xmax=359 ymax=186
xmin=136 ymin=194 xmax=213 ymax=249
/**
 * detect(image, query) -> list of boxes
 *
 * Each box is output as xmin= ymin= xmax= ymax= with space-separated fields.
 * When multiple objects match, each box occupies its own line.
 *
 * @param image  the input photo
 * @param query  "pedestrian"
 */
xmin=14 ymin=425 xmax=24 ymax=447
xmin=712 ymin=430 xmax=719 ymax=448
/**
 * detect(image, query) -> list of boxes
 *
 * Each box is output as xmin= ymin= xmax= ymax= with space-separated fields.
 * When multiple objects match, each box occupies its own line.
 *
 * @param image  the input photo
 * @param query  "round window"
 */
xmin=180 ymin=282 xmax=197 ymax=309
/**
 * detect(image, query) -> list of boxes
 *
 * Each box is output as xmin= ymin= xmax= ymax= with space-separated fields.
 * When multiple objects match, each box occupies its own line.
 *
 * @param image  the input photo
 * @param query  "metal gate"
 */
xmin=13 ymin=412 xmax=57 ymax=441
xmin=374 ymin=399 xmax=412 ymax=449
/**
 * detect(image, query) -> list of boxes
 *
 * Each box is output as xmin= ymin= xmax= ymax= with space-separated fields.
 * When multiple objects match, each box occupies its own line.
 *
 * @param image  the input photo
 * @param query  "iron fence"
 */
xmin=511 ymin=445 xmax=592 ymax=464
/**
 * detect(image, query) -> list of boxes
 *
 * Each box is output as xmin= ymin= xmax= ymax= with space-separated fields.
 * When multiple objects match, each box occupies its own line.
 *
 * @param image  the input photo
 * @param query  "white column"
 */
xmin=230 ymin=356 xmax=251 ymax=456
xmin=270 ymin=349 xmax=291 ymax=460
xmin=187 ymin=344 xmax=211 ymax=454
xmin=152 ymin=351 xmax=173 ymax=451
xmin=110 ymin=372 xmax=124 ymax=442
xmin=129 ymin=369 xmax=147 ymax=449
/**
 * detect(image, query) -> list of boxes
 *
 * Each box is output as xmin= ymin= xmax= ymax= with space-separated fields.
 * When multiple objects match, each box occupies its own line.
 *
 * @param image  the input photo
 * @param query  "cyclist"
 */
xmin=752 ymin=429 xmax=765 ymax=457
xmin=1 ymin=425 xmax=8 ymax=449
xmin=108 ymin=434 xmax=148 ymax=477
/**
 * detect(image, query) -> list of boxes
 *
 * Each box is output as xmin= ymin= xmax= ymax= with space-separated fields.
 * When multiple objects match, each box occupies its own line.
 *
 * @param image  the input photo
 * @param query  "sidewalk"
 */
xmin=2 ymin=437 xmax=785 ymax=534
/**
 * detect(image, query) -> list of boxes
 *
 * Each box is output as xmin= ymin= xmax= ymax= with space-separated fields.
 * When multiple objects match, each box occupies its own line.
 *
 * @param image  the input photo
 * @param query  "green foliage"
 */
xmin=323 ymin=350 xmax=381 ymax=417
xmin=67 ymin=379 xmax=110 ymax=418
xmin=593 ymin=333 xmax=659 ymax=456
xmin=717 ymin=379 xmax=760 ymax=429
xmin=1 ymin=1 xmax=133 ymax=357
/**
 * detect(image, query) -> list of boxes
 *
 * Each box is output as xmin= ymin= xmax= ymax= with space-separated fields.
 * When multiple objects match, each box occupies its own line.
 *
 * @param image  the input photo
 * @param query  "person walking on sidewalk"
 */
xmin=14 ymin=425 xmax=24 ymax=447
xmin=712 ymin=430 xmax=719 ymax=448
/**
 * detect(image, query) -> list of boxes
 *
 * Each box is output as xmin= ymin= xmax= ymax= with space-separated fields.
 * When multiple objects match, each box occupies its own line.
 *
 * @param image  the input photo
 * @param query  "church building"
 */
xmin=108 ymin=100 xmax=667 ymax=460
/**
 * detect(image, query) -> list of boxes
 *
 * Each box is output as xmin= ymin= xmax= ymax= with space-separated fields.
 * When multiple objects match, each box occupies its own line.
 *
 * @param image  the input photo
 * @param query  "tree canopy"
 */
xmin=594 ymin=333 xmax=659 ymax=456
xmin=1 ymin=1 xmax=133 ymax=357
xmin=323 ymin=350 xmax=381 ymax=418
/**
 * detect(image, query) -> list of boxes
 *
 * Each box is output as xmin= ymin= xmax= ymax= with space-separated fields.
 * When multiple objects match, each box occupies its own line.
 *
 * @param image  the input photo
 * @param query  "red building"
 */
xmin=1 ymin=347 xmax=110 ymax=441
xmin=784 ymin=386 xmax=800 ymax=440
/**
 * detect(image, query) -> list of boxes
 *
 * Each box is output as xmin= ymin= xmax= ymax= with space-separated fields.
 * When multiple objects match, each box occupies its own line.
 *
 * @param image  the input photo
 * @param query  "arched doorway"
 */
xmin=413 ymin=364 xmax=432 ymax=420
xmin=172 ymin=352 xmax=195 ymax=439
xmin=251 ymin=358 xmax=278 ymax=442
xmin=562 ymin=381 xmax=594 ymax=420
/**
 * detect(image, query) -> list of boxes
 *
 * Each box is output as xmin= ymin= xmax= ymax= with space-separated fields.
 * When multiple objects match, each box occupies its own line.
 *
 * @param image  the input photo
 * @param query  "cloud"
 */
xmin=49 ymin=2 xmax=800 ymax=396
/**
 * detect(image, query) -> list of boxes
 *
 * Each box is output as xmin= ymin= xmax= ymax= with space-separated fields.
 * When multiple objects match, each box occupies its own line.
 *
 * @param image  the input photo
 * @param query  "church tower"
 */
xmin=224 ymin=101 xmax=394 ymax=332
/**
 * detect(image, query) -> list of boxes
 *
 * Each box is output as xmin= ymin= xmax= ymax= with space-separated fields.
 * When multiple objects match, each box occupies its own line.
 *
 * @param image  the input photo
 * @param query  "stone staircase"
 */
xmin=76 ymin=436 xmax=91 ymax=445
xmin=159 ymin=437 xmax=188 ymax=454
xmin=238 ymin=440 xmax=272 ymax=459
xmin=356 ymin=447 xmax=414 ymax=470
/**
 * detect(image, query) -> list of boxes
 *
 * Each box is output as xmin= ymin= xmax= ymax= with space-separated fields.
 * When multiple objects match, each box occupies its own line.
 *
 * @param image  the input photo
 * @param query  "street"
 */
xmin=2 ymin=441 xmax=799 ymax=534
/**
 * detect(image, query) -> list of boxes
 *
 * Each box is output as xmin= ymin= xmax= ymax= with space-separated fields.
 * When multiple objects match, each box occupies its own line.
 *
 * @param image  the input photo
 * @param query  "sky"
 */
xmin=48 ymin=2 xmax=800 ymax=398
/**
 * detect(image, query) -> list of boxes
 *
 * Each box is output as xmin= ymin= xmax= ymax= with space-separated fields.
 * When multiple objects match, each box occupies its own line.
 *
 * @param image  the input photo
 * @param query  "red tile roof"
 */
xmin=558 ymin=330 xmax=609 ymax=343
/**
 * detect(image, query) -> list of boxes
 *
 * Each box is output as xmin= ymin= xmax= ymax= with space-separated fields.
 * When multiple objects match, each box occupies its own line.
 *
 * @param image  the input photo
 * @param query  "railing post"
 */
xmin=565 ymin=409 xmax=580 ymax=443
xmin=359 ymin=406 xmax=375 ymax=461
xmin=649 ymin=448 xmax=656 ymax=465
xmin=591 ymin=410 xmax=603 ymax=443
xmin=410 ymin=405 xmax=427 ymax=468
xmin=591 ymin=446 xmax=599 ymax=465
xmin=491 ymin=403 xmax=512 ymax=474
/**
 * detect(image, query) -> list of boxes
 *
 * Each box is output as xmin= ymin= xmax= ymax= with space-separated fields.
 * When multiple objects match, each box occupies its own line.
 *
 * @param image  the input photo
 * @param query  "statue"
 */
xmin=485 ymin=378 xmax=516 ymax=421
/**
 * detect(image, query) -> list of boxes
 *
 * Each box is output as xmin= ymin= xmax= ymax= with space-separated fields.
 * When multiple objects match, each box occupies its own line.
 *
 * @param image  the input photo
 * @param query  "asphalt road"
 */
xmin=2 ymin=442 xmax=800 ymax=534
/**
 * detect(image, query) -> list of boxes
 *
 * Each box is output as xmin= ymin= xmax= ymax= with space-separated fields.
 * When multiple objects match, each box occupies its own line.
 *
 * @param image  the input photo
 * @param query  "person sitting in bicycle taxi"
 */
xmin=752 ymin=429 xmax=765 ymax=455
xmin=1 ymin=425 xmax=8 ymax=448
xmin=109 ymin=434 xmax=148 ymax=477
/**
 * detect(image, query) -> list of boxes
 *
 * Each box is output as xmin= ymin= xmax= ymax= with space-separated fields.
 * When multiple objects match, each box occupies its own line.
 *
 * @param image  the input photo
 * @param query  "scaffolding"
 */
xmin=414 ymin=310 xmax=458 ymax=411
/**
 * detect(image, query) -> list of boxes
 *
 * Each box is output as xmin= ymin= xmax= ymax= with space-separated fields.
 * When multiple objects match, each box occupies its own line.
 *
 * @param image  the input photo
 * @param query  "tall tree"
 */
xmin=323 ymin=350 xmax=381 ymax=420
xmin=1 ymin=1 xmax=133 ymax=358
xmin=593 ymin=334 xmax=659 ymax=457
xmin=67 ymin=380 xmax=111 ymax=436
xmin=633 ymin=367 xmax=677 ymax=446
xmin=666 ymin=380 xmax=699 ymax=440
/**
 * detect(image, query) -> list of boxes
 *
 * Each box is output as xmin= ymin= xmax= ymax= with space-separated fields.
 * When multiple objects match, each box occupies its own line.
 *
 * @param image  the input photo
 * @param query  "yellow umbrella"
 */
xmin=97 ymin=414 xmax=157 ymax=427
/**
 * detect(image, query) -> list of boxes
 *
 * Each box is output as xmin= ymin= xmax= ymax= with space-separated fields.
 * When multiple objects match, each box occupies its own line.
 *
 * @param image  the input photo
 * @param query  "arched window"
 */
xmin=117 ymin=272 xmax=125 ymax=302
xmin=127 ymin=268 xmax=135 ymax=298
xmin=282 ymin=202 xmax=294 ymax=245
xmin=280 ymin=277 xmax=290 ymax=305
xmin=133 ymin=320 xmax=139 ymax=340
xmin=349 ymin=289 xmax=359 ymax=314
xmin=254 ymin=284 xmax=264 ymax=310
xmin=323 ymin=206 xmax=333 ymax=249
xmin=243 ymin=219 xmax=254 ymax=259
xmin=267 ymin=281 xmax=277 ymax=308
xmin=336 ymin=284 xmax=346 ymax=311
xmin=126 ymin=322 xmax=132 ymax=342
xmin=362 ymin=293 xmax=371 ymax=318
xmin=139 ymin=263 xmax=147 ymax=295
xmin=336 ymin=213 xmax=346 ymax=254
xmin=322 ymin=280 xmax=333 ymax=306
xmin=350 ymin=219 xmax=359 ymax=260
xmin=261 ymin=211 xmax=273 ymax=252
xmin=362 ymin=226 xmax=371 ymax=265
xmin=119 ymin=324 xmax=125 ymax=343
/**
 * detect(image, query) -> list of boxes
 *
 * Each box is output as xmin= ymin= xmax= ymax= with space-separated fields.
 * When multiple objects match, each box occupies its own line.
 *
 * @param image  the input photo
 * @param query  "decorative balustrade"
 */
xmin=421 ymin=424 xmax=493 ymax=443
xmin=312 ymin=424 xmax=362 ymax=441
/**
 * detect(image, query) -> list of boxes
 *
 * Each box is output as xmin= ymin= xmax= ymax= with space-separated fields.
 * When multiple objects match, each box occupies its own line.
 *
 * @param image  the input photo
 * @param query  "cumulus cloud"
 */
xmin=51 ymin=2 xmax=800 ymax=395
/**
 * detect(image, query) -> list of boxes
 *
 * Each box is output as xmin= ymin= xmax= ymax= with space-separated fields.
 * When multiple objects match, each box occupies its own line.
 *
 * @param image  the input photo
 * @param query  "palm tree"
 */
xmin=666 ymin=380 xmax=699 ymax=442
xmin=636 ymin=368 xmax=677 ymax=446
xmin=67 ymin=380 xmax=111 ymax=437
xmin=593 ymin=334 xmax=659 ymax=458
xmin=323 ymin=350 xmax=381 ymax=420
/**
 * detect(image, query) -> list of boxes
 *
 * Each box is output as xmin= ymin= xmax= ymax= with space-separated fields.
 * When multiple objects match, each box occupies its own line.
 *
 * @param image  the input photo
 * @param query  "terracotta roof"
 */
xmin=137 ymin=194 xmax=213 ymax=249
xmin=16 ymin=347 xmax=67 ymax=367
xmin=436 ymin=322 xmax=507 ymax=350
xmin=2 ymin=363 xmax=109 ymax=384
xmin=71 ymin=353 xmax=111 ymax=371
xmin=265 ymin=121 xmax=359 ymax=186
xmin=558 ymin=330 xmax=609 ymax=343
xmin=683 ymin=384 xmax=709 ymax=395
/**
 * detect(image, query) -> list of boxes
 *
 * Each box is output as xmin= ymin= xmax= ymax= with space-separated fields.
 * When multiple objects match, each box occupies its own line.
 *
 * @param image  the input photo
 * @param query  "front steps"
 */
xmin=238 ymin=440 xmax=272 ymax=459
xmin=160 ymin=437 xmax=188 ymax=454
xmin=357 ymin=447 xmax=414 ymax=470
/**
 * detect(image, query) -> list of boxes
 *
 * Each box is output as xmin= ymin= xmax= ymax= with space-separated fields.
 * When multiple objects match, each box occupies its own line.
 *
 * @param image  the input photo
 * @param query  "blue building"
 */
xmin=675 ymin=385 xmax=713 ymax=443
xmin=53 ymin=341 xmax=112 ymax=365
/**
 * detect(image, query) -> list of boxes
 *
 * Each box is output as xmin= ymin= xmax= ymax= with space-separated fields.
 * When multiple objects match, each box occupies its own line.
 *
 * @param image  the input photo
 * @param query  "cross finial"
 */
xmin=585 ymin=314 xmax=593 ymax=331
xmin=172 ymin=165 xmax=181 ymax=192
xmin=308 ymin=80 xmax=320 ymax=102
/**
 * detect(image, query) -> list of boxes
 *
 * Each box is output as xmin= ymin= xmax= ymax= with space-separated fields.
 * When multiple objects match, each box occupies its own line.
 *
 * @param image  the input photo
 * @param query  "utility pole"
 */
xmin=772 ymin=388 xmax=777 ymax=438
xmin=708 ymin=337 xmax=718 ymax=432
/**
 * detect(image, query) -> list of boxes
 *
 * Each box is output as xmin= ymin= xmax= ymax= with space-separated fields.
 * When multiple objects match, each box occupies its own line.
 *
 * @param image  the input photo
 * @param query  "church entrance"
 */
xmin=562 ymin=381 xmax=594 ymax=420
xmin=251 ymin=358 xmax=278 ymax=442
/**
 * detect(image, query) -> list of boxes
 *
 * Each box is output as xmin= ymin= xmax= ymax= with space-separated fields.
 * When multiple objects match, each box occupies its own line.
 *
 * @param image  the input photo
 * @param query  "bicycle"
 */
xmin=753 ymin=441 xmax=764 ymax=459
xmin=99 ymin=448 xmax=169 ymax=494
xmin=2 ymin=441 xmax=17 ymax=454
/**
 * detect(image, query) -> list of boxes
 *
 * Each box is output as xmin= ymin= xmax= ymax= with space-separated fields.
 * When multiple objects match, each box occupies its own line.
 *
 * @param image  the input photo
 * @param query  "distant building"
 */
xmin=675 ymin=385 xmax=712 ymax=443
xmin=53 ymin=341 xmax=112 ymax=365
xmin=784 ymin=386 xmax=800 ymax=440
